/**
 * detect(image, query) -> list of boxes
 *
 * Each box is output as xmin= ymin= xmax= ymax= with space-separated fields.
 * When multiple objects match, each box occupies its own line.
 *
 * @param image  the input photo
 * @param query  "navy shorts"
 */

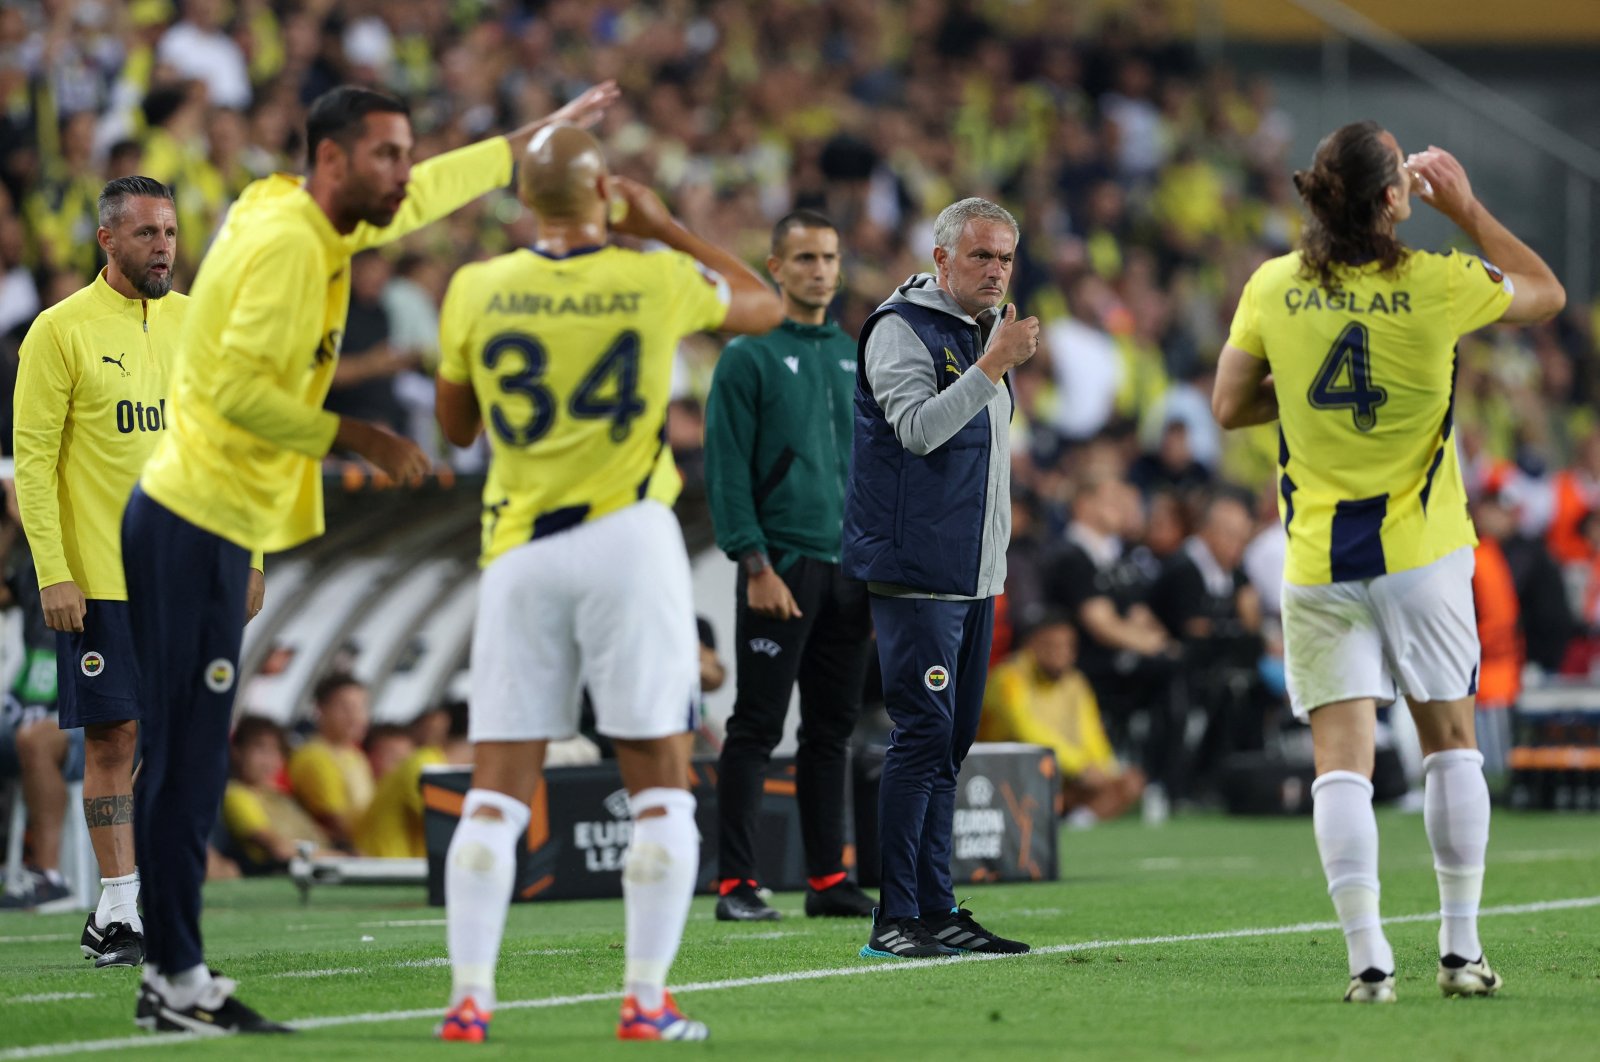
xmin=57 ymin=600 xmax=141 ymax=728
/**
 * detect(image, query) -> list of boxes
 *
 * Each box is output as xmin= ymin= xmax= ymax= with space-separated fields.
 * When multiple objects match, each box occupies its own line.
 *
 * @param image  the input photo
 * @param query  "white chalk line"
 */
xmin=266 ymin=948 xmax=581 ymax=979
xmin=3 ymin=894 xmax=1597 ymax=1059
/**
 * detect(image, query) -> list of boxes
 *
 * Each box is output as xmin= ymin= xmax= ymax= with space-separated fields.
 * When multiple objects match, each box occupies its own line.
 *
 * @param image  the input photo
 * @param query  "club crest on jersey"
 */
xmin=204 ymin=658 xmax=236 ymax=694
xmin=310 ymin=329 xmax=343 ymax=368
xmin=924 ymin=665 xmax=950 ymax=691
xmin=749 ymin=638 xmax=782 ymax=658
xmin=80 ymin=652 xmax=105 ymax=677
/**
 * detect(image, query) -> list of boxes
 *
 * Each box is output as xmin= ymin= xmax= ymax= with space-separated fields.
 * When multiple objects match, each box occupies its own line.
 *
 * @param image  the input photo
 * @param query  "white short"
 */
xmin=1281 ymin=546 xmax=1480 ymax=722
xmin=468 ymin=500 xmax=699 ymax=742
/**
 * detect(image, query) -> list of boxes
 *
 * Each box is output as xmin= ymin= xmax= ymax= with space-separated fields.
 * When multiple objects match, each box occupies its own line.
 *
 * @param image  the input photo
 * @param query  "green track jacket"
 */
xmin=704 ymin=318 xmax=856 ymax=571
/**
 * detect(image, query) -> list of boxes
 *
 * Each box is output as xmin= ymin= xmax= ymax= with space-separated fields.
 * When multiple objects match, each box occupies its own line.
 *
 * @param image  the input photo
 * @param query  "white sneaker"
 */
xmin=1438 ymin=955 xmax=1502 ymax=997
xmin=1343 ymin=969 xmax=1397 ymax=1003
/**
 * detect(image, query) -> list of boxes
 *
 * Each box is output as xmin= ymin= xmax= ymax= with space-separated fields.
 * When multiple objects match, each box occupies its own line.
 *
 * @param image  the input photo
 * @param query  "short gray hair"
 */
xmin=98 ymin=176 xmax=173 ymax=228
xmin=933 ymin=197 xmax=1019 ymax=254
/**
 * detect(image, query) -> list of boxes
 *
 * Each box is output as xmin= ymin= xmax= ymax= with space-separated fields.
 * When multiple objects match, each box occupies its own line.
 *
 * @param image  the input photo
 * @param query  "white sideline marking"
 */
xmin=5 ymin=894 xmax=1597 ymax=1059
xmin=3 ymin=994 xmax=99 ymax=1005
xmin=1497 ymin=848 xmax=1600 ymax=864
xmin=0 ymin=935 xmax=74 ymax=945
xmin=268 ymin=949 xmax=581 ymax=979
xmin=286 ymin=918 xmax=446 ymax=932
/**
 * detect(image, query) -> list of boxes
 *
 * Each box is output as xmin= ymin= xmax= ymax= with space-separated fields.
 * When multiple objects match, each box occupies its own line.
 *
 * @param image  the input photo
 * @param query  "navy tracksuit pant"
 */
xmin=870 ymin=593 xmax=994 ymax=920
xmin=122 ymin=486 xmax=250 ymax=976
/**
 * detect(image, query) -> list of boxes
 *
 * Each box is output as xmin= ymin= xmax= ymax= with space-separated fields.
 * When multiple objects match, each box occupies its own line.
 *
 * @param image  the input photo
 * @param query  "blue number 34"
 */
xmin=1308 ymin=322 xmax=1387 ymax=432
xmin=481 ymin=330 xmax=646 ymax=446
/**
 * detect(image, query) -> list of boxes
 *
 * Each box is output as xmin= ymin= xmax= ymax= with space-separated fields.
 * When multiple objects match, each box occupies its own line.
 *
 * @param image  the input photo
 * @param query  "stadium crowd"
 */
xmin=2 ymin=0 xmax=1599 ymax=886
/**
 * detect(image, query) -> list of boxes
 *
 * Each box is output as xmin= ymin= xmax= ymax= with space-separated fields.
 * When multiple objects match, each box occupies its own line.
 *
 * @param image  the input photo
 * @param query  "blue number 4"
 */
xmin=569 ymin=331 xmax=645 ymax=443
xmin=1308 ymin=322 xmax=1386 ymax=432
xmin=481 ymin=330 xmax=645 ymax=447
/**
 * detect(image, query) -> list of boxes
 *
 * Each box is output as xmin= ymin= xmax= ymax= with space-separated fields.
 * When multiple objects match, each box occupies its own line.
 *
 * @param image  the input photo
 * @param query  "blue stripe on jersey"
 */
xmin=1420 ymin=446 xmax=1447 ymax=513
xmin=1280 ymin=472 xmax=1298 ymax=537
xmin=1421 ymin=348 xmax=1462 ymax=515
xmin=1330 ymin=494 xmax=1389 ymax=582
xmin=1278 ymin=427 xmax=1289 ymax=468
xmin=1468 ymin=663 xmax=1479 ymax=696
xmin=531 ymin=504 xmax=591 ymax=540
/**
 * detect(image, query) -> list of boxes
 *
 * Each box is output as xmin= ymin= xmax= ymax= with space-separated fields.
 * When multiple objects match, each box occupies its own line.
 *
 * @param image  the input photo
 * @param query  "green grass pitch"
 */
xmin=2 ymin=811 xmax=1598 ymax=1059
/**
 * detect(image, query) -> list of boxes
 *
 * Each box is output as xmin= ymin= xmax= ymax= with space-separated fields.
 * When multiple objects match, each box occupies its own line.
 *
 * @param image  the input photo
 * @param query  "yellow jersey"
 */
xmin=979 ymin=653 xmax=1116 ymax=777
xmin=1228 ymin=249 xmax=1513 ymax=585
xmin=286 ymin=737 xmax=375 ymax=823
xmin=438 ymin=245 xmax=730 ymax=565
xmin=222 ymin=781 xmax=329 ymax=867
xmin=139 ymin=137 xmax=513 ymax=553
xmin=13 ymin=274 xmax=187 ymax=598
xmin=354 ymin=746 xmax=445 ymax=858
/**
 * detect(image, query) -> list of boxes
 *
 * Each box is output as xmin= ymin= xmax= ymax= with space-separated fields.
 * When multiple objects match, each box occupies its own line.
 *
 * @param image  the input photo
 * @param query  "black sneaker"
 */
xmin=145 ymin=974 xmax=292 ymax=1035
xmin=922 ymin=905 xmax=1030 ymax=954
xmin=859 ymin=909 xmax=954 ymax=959
xmin=805 ymin=879 xmax=876 ymax=918
xmin=135 ymin=982 xmax=159 ymax=1030
xmin=715 ymin=883 xmax=781 ymax=922
xmin=0 ymin=866 xmax=74 ymax=911
xmin=82 ymin=915 xmax=145 ymax=968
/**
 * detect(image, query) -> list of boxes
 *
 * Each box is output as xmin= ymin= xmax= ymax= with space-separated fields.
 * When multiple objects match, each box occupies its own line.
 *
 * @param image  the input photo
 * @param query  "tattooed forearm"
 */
xmin=83 ymin=794 xmax=134 ymax=828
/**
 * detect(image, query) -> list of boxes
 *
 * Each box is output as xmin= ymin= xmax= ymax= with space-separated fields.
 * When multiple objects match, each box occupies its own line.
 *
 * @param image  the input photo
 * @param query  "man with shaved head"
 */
xmin=433 ymin=124 xmax=782 ymax=1043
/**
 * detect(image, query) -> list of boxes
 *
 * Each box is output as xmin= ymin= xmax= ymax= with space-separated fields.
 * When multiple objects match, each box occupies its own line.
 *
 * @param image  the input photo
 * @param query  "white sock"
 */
xmin=1423 ymin=748 xmax=1490 ymax=960
xmin=446 ymin=788 xmax=529 ymax=1012
xmin=622 ymin=788 xmax=699 ymax=1012
xmin=97 ymin=870 xmax=142 ymax=933
xmin=1311 ymin=770 xmax=1394 ymax=977
xmin=160 ymin=963 xmax=214 ymax=1010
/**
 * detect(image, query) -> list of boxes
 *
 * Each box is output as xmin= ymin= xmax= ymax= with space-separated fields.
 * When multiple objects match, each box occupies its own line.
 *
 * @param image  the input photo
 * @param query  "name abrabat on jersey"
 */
xmin=486 ymin=290 xmax=643 ymax=316
xmin=1284 ymin=287 xmax=1412 ymax=316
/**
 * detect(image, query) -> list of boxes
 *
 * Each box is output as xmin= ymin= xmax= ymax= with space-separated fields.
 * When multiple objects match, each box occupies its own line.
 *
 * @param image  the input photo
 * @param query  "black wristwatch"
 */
xmin=740 ymin=551 xmax=771 ymax=577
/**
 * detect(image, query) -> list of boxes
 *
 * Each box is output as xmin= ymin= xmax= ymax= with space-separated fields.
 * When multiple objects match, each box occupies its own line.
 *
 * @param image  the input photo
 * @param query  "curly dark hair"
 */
xmin=1293 ymin=120 xmax=1410 ymax=292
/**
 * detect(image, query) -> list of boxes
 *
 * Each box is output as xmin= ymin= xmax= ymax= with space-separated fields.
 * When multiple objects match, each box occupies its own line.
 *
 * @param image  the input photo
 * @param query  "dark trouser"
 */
xmin=121 ymin=487 xmax=249 ymax=976
xmin=1086 ymin=654 xmax=1183 ymax=795
xmin=717 ymin=557 xmax=873 ymax=883
xmin=870 ymin=593 xmax=993 ymax=920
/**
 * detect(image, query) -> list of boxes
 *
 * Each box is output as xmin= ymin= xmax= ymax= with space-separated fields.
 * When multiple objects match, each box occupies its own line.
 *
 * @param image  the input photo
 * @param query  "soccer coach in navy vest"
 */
xmin=844 ymin=197 xmax=1039 ymax=959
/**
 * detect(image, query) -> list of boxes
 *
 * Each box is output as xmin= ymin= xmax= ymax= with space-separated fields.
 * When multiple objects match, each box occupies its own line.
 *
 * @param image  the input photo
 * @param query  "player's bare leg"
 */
xmin=5 ymin=722 xmax=70 ymax=909
xmin=439 ymin=740 xmax=544 ymax=1043
xmin=612 ymin=735 xmax=707 ymax=1041
xmin=81 ymin=721 xmax=143 ymax=966
xmin=1309 ymin=698 xmax=1396 ymax=1002
xmin=1407 ymin=695 xmax=1501 ymax=996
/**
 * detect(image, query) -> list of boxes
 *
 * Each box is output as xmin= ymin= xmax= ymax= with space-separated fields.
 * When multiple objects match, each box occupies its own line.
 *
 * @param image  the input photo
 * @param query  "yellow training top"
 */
xmin=354 ymin=746 xmax=445 ymax=858
xmin=1228 ymin=249 xmax=1512 ymax=585
xmin=14 ymin=274 xmax=189 ymax=598
xmin=438 ymin=245 xmax=729 ymax=565
xmin=139 ymin=136 xmax=513 ymax=552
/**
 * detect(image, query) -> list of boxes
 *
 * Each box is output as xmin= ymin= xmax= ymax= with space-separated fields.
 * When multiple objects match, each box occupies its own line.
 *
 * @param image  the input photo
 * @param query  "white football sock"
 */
xmin=160 ymin=963 xmax=214 ymax=1010
xmin=623 ymin=788 xmax=699 ymax=1012
xmin=97 ymin=870 xmax=141 ymax=933
xmin=1423 ymin=748 xmax=1490 ymax=960
xmin=446 ymin=788 xmax=530 ymax=1012
xmin=1312 ymin=770 xmax=1394 ymax=977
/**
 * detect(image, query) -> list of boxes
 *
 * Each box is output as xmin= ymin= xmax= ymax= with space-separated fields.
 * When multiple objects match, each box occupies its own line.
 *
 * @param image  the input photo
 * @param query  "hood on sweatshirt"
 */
xmin=881 ymin=272 xmax=1004 ymax=327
